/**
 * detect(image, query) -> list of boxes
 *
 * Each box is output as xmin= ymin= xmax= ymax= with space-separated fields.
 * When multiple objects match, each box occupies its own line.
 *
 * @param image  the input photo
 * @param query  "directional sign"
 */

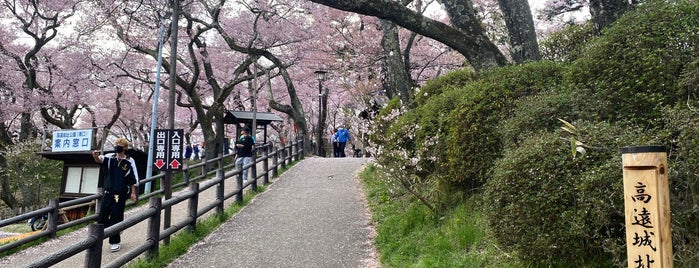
xmin=152 ymin=129 xmax=184 ymax=171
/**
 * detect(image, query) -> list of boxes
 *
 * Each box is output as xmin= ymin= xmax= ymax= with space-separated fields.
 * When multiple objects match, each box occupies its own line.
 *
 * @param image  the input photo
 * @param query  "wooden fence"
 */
xmin=0 ymin=139 xmax=304 ymax=267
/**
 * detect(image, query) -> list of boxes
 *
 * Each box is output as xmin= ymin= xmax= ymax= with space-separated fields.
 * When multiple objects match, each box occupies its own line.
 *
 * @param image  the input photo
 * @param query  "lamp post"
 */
xmin=314 ymin=70 xmax=327 ymax=156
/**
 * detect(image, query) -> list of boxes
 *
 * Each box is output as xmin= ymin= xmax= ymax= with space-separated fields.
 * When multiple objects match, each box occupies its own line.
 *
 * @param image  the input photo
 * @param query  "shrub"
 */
xmin=540 ymin=22 xmax=596 ymax=62
xmin=660 ymin=105 xmax=699 ymax=266
xmin=484 ymin=120 xmax=662 ymax=266
xmin=369 ymin=61 xmax=566 ymax=211
xmin=414 ymin=68 xmax=477 ymax=106
xmin=498 ymin=85 xmax=575 ymax=148
xmin=444 ymin=61 xmax=565 ymax=193
xmin=0 ymin=141 xmax=62 ymax=208
xmin=565 ymin=0 xmax=699 ymax=123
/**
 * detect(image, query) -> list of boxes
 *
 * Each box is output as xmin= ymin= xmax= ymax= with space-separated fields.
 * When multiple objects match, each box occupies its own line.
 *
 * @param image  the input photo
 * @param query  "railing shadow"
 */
xmin=0 ymin=140 xmax=304 ymax=267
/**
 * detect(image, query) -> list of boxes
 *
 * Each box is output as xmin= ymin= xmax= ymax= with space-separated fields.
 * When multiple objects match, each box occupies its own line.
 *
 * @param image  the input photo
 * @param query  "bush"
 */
xmin=498 ymin=85 xmax=575 ymax=148
xmin=369 ymin=2 xmax=699 ymax=266
xmin=444 ymin=61 xmax=565 ymax=193
xmin=484 ymin=121 xmax=662 ymax=266
xmin=369 ymin=61 xmax=566 ymax=211
xmin=660 ymin=105 xmax=699 ymax=266
xmin=0 ymin=141 xmax=62 ymax=208
xmin=565 ymin=0 xmax=699 ymax=123
xmin=540 ymin=23 xmax=596 ymax=62
xmin=414 ymin=68 xmax=477 ymax=106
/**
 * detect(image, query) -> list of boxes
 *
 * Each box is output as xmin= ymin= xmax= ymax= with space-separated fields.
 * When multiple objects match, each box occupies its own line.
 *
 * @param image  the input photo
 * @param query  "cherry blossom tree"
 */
xmin=0 ymin=0 xmax=123 ymax=208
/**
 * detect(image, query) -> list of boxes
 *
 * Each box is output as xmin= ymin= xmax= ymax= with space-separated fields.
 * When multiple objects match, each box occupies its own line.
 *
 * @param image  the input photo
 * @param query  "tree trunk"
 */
xmin=589 ymin=0 xmax=632 ymax=34
xmin=0 ymin=153 xmax=18 ymax=209
xmin=308 ymin=0 xmax=508 ymax=71
xmin=495 ymin=0 xmax=541 ymax=63
xmin=381 ymin=19 xmax=413 ymax=105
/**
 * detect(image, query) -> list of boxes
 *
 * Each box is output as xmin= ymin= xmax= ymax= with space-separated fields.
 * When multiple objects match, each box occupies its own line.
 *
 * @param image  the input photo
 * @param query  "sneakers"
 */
xmin=110 ymin=243 xmax=120 ymax=252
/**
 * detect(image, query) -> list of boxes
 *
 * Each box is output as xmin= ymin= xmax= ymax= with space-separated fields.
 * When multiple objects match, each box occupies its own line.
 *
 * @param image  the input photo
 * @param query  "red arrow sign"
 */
xmin=154 ymin=159 xmax=165 ymax=169
xmin=170 ymin=159 xmax=181 ymax=169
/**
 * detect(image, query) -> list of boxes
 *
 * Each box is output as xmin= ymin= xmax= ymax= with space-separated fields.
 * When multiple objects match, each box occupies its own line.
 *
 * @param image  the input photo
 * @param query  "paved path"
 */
xmin=168 ymin=157 xmax=378 ymax=268
xmin=0 ymin=157 xmax=378 ymax=268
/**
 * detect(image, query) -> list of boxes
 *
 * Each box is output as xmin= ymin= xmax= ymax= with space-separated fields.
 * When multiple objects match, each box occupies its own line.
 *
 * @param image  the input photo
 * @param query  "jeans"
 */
xmin=338 ymin=142 xmax=347 ymax=157
xmin=235 ymin=156 xmax=252 ymax=181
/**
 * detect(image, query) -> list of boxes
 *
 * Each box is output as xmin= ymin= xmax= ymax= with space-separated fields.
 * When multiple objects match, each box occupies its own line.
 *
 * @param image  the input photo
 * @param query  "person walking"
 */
xmin=330 ymin=128 xmax=339 ymax=157
xmin=235 ymin=127 xmax=255 ymax=182
xmin=92 ymin=138 xmax=139 ymax=252
xmin=193 ymin=144 xmax=200 ymax=160
xmin=184 ymin=144 xmax=193 ymax=160
xmin=335 ymin=127 xmax=351 ymax=157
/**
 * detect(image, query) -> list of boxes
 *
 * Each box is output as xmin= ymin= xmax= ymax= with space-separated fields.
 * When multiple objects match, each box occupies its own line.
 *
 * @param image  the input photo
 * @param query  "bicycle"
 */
xmin=28 ymin=214 xmax=48 ymax=231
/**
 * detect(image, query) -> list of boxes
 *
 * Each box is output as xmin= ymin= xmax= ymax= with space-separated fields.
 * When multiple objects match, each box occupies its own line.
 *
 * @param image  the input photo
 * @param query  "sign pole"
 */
xmin=145 ymin=19 xmax=168 ymax=194
xmin=621 ymin=146 xmax=673 ymax=268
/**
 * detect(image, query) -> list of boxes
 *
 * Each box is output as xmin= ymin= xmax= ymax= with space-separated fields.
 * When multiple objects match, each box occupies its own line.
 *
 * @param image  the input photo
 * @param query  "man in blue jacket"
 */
xmin=335 ymin=127 xmax=351 ymax=157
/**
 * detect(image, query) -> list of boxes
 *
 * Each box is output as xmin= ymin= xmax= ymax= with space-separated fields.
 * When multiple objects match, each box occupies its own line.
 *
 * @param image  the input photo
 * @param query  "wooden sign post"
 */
xmin=621 ymin=146 xmax=673 ymax=268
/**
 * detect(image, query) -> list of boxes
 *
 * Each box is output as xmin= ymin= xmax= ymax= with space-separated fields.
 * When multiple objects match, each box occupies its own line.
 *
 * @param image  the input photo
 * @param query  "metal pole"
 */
xmin=252 ymin=62 xmax=258 ymax=141
xmin=317 ymin=79 xmax=322 ymax=156
xmin=145 ymin=19 xmax=167 ymax=184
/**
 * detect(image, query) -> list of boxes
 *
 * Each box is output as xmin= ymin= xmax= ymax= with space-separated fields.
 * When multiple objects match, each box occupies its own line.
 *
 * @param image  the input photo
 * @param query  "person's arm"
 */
xmin=92 ymin=150 xmax=104 ymax=163
xmin=130 ymin=184 xmax=138 ymax=202
xmin=126 ymin=160 xmax=138 ymax=202
xmin=128 ymin=158 xmax=140 ymax=187
xmin=244 ymin=137 xmax=254 ymax=150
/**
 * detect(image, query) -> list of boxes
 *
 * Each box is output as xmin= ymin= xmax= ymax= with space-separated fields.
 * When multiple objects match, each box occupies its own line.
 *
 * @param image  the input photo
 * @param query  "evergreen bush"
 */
xmin=484 ymin=121 xmax=662 ymax=266
xmin=0 ymin=141 xmax=62 ymax=208
xmin=565 ymin=0 xmax=699 ymax=123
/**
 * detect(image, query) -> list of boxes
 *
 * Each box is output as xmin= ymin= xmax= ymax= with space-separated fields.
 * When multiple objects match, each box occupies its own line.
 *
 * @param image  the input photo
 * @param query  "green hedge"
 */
xmin=565 ymin=0 xmax=699 ymax=123
xmin=369 ymin=1 xmax=699 ymax=266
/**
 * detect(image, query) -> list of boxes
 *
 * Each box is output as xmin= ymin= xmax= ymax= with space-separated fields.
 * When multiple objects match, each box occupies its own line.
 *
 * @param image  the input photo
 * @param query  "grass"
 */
xmin=359 ymin=164 xmax=525 ymax=268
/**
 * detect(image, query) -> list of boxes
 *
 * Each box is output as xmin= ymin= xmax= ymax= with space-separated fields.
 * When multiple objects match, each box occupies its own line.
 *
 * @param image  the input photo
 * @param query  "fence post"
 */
xmin=188 ymin=183 xmax=199 ymax=231
xmin=300 ymin=139 xmax=305 ymax=159
xmin=183 ymin=162 xmax=190 ymax=184
xmin=84 ymin=223 xmax=104 ymax=267
xmin=280 ymin=144 xmax=287 ymax=170
xmin=272 ymin=145 xmax=279 ymax=177
xmin=96 ymin=188 xmax=104 ymax=216
xmin=236 ymin=167 xmax=244 ymax=204
xmin=262 ymin=144 xmax=269 ymax=184
xmin=621 ymin=146 xmax=673 ymax=268
xmin=251 ymin=154 xmax=258 ymax=192
xmin=200 ymin=158 xmax=207 ymax=178
xmin=146 ymin=197 xmax=162 ymax=260
xmin=216 ymin=153 xmax=225 ymax=215
xmin=48 ymin=198 xmax=59 ymax=238
xmin=293 ymin=140 xmax=299 ymax=161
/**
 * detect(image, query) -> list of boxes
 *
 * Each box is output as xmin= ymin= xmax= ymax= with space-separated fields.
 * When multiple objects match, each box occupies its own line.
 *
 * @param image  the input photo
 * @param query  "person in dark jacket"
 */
xmin=235 ymin=127 xmax=255 ymax=182
xmin=92 ymin=137 xmax=139 ymax=252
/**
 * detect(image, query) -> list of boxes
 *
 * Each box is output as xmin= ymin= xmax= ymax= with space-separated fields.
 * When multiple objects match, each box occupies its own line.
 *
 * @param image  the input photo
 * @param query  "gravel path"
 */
xmin=168 ymin=157 xmax=379 ymax=268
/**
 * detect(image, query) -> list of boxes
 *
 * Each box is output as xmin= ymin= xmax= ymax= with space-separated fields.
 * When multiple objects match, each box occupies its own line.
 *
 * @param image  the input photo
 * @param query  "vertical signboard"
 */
xmin=52 ymin=129 xmax=93 ymax=152
xmin=153 ymin=129 xmax=184 ymax=171
xmin=621 ymin=146 xmax=673 ymax=268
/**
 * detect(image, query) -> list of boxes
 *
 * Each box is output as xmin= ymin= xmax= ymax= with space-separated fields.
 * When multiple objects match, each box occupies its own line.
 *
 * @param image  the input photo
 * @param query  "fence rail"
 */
xmin=0 ymin=139 xmax=304 ymax=267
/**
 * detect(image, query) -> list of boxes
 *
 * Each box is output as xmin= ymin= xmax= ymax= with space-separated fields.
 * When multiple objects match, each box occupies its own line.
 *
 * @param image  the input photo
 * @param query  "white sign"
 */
xmin=52 ymin=129 xmax=93 ymax=152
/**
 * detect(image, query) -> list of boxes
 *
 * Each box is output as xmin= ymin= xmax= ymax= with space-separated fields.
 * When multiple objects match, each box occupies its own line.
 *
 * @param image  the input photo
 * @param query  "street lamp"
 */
xmin=314 ymin=70 xmax=327 ymax=156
